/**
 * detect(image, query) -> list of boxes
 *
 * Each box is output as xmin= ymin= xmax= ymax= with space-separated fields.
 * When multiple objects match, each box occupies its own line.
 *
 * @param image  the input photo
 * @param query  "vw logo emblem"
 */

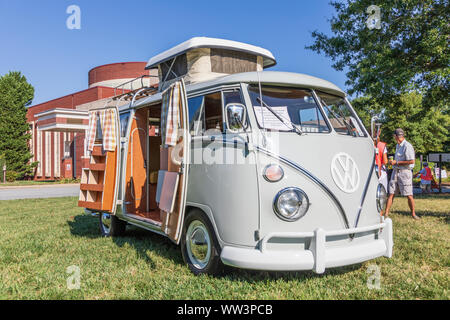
xmin=331 ymin=153 xmax=360 ymax=193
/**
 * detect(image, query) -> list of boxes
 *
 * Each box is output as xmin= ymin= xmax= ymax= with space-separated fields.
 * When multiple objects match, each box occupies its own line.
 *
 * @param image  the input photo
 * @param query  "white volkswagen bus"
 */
xmin=79 ymin=37 xmax=392 ymax=275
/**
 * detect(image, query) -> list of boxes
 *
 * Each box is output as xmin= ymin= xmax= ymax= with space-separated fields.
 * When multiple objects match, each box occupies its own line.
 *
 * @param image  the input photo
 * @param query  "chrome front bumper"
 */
xmin=220 ymin=218 xmax=393 ymax=273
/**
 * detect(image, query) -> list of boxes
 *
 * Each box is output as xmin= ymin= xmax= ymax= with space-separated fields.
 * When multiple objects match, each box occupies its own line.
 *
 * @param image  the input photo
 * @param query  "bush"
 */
xmin=6 ymin=171 xmax=19 ymax=182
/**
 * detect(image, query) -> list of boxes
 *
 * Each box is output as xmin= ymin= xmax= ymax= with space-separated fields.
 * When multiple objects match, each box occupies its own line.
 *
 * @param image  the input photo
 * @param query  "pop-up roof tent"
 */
xmin=146 ymin=37 xmax=277 ymax=90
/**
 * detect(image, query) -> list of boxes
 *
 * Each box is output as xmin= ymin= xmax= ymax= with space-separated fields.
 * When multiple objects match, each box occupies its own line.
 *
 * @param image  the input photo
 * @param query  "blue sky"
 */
xmin=0 ymin=0 xmax=346 ymax=106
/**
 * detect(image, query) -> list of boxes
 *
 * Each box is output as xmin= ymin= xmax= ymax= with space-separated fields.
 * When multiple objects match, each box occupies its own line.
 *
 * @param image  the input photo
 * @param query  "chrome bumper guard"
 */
xmin=220 ymin=218 xmax=393 ymax=273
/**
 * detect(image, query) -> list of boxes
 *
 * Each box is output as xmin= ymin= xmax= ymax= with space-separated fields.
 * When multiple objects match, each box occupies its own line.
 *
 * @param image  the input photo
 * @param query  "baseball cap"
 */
xmin=394 ymin=128 xmax=405 ymax=136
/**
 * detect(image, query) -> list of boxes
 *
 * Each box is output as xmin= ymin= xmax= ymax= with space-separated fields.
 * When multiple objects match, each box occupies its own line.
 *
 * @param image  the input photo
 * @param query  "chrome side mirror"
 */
xmin=226 ymin=103 xmax=246 ymax=131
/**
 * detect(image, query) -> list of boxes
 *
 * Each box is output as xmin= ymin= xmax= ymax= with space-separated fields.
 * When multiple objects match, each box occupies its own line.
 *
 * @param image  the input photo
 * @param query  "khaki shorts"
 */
xmin=389 ymin=169 xmax=413 ymax=196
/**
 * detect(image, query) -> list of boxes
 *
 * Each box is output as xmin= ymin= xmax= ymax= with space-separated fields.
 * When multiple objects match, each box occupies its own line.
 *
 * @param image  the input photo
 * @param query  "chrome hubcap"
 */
xmin=101 ymin=213 xmax=111 ymax=234
xmin=186 ymin=220 xmax=211 ymax=269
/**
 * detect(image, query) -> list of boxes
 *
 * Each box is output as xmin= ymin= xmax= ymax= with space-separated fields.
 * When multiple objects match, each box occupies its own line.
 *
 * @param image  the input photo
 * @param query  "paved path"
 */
xmin=0 ymin=184 xmax=80 ymax=200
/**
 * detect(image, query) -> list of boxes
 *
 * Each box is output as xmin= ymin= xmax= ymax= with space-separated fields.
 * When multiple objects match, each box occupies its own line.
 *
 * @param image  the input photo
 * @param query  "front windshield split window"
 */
xmin=248 ymin=85 xmax=330 ymax=134
xmin=315 ymin=91 xmax=365 ymax=137
xmin=247 ymin=84 xmax=365 ymax=137
xmin=186 ymin=84 xmax=366 ymax=138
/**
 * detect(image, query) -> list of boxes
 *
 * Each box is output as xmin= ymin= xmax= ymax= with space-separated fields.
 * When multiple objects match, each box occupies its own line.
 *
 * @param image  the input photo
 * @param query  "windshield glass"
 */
xmin=316 ymin=91 xmax=365 ymax=137
xmin=248 ymin=85 xmax=330 ymax=133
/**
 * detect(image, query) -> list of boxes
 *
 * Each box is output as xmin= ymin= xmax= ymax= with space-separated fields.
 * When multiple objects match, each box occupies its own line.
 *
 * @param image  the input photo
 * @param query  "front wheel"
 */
xmin=99 ymin=213 xmax=126 ymax=237
xmin=181 ymin=210 xmax=223 ymax=275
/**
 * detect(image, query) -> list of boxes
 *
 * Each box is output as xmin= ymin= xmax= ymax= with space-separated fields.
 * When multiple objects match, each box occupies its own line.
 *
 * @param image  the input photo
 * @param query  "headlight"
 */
xmin=376 ymin=184 xmax=387 ymax=212
xmin=263 ymin=164 xmax=284 ymax=182
xmin=273 ymin=187 xmax=309 ymax=222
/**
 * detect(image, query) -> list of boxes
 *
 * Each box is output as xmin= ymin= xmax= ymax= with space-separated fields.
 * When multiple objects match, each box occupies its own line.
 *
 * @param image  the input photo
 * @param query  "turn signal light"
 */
xmin=263 ymin=164 xmax=284 ymax=182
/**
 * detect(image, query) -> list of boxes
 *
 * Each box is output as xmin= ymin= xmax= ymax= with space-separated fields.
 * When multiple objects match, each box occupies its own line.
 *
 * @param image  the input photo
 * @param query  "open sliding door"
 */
xmin=78 ymin=106 xmax=121 ymax=214
xmin=159 ymin=80 xmax=190 ymax=243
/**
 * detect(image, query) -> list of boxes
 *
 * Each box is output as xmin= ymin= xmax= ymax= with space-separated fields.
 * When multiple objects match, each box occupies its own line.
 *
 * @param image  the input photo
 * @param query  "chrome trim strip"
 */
xmin=122 ymin=214 xmax=166 ymax=236
xmin=354 ymin=152 xmax=376 ymax=228
xmin=256 ymin=146 xmax=350 ymax=229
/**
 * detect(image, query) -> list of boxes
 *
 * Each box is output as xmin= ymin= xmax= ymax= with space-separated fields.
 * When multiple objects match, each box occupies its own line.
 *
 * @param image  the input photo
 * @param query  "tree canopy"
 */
xmin=307 ymin=0 xmax=449 ymax=153
xmin=352 ymin=92 xmax=449 ymax=153
xmin=0 ymin=71 xmax=36 ymax=179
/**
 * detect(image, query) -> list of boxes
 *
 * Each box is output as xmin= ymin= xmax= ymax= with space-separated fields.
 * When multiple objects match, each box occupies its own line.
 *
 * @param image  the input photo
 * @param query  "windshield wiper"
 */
xmin=256 ymin=97 xmax=303 ymax=135
xmin=322 ymin=104 xmax=356 ymax=136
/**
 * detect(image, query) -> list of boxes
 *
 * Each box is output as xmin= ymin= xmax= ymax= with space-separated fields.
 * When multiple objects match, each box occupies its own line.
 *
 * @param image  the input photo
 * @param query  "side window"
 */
xmin=204 ymin=92 xmax=223 ymax=133
xmin=223 ymin=90 xmax=244 ymax=105
xmin=188 ymin=91 xmax=231 ymax=136
xmin=188 ymin=96 xmax=204 ymax=136
xmin=95 ymin=117 xmax=103 ymax=141
xmin=119 ymin=112 xmax=130 ymax=137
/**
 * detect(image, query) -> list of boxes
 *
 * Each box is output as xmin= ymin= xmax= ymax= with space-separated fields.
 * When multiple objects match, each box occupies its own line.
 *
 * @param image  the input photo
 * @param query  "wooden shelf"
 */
xmin=79 ymin=144 xmax=116 ymax=213
xmin=78 ymin=200 xmax=102 ymax=211
xmin=80 ymin=183 xmax=104 ymax=192
xmin=91 ymin=146 xmax=105 ymax=156
xmin=89 ymin=163 xmax=106 ymax=171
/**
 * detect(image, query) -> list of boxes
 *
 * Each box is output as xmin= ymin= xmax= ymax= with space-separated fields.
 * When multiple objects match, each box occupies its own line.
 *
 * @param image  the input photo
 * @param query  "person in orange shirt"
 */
xmin=414 ymin=162 xmax=434 ymax=194
xmin=374 ymin=128 xmax=388 ymax=192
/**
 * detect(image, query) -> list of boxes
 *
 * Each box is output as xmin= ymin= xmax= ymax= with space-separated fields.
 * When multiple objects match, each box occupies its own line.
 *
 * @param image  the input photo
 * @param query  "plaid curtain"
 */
xmin=100 ymin=109 xmax=117 ymax=151
xmin=161 ymin=81 xmax=181 ymax=147
xmin=87 ymin=111 xmax=98 ymax=151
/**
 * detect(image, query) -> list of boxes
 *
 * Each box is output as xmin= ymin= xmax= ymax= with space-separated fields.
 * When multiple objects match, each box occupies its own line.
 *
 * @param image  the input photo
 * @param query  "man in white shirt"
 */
xmin=384 ymin=128 xmax=420 ymax=220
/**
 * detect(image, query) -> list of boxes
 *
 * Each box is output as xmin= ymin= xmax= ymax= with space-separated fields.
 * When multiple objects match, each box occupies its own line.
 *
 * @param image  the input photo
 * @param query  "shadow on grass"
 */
xmin=67 ymin=214 xmax=363 ymax=280
xmin=67 ymin=214 xmax=183 ymax=268
xmin=218 ymin=263 xmax=363 ymax=283
xmin=391 ymin=194 xmax=449 ymax=222
xmin=393 ymin=210 xmax=450 ymax=223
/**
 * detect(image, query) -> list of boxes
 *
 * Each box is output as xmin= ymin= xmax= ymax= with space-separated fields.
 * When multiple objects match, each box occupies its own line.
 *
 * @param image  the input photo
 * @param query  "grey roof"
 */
xmin=131 ymin=71 xmax=346 ymax=110
xmin=187 ymin=71 xmax=346 ymax=96
xmin=146 ymin=37 xmax=277 ymax=69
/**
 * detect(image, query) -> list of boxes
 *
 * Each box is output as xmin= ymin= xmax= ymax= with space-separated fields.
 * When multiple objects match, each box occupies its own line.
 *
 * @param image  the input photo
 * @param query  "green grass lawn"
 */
xmin=0 ymin=196 xmax=448 ymax=300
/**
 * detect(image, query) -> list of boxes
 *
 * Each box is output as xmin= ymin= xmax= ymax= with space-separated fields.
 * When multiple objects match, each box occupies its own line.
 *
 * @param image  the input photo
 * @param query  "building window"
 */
xmin=36 ymin=130 xmax=42 ymax=176
xmin=64 ymin=139 xmax=71 ymax=158
xmin=54 ymin=132 xmax=60 ymax=177
xmin=45 ymin=132 xmax=51 ymax=177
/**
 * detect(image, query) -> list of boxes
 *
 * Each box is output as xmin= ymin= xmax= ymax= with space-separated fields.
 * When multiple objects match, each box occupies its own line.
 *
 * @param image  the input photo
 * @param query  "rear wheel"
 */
xmin=181 ymin=209 xmax=223 ymax=275
xmin=99 ymin=213 xmax=126 ymax=237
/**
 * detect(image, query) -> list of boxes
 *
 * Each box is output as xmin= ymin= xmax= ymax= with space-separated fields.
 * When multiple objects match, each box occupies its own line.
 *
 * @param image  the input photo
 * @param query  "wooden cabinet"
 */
xmin=78 ymin=145 xmax=117 ymax=212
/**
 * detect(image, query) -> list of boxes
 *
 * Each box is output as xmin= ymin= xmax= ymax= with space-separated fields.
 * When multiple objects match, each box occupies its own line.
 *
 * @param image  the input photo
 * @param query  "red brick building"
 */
xmin=27 ymin=62 xmax=157 ymax=180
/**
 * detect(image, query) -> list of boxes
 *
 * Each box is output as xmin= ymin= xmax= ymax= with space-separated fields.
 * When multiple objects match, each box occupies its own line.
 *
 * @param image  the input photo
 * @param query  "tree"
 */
xmin=0 ymin=71 xmax=36 ymax=179
xmin=352 ymin=92 xmax=450 ymax=154
xmin=307 ymin=0 xmax=449 ymax=153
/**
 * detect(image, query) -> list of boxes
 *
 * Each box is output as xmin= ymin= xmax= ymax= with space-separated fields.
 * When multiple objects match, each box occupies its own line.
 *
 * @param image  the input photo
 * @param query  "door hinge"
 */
xmin=180 ymin=161 xmax=184 ymax=174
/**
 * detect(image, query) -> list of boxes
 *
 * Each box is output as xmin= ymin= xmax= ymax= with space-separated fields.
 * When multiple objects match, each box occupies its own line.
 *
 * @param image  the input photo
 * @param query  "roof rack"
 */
xmin=89 ymin=75 xmax=159 ymax=111
xmin=112 ymin=74 xmax=159 ymax=104
xmin=112 ymin=85 xmax=158 ymax=102
xmin=113 ymin=75 xmax=159 ymax=96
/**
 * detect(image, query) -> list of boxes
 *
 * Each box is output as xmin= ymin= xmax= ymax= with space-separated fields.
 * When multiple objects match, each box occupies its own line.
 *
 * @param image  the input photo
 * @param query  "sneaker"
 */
xmin=412 ymin=215 xmax=421 ymax=220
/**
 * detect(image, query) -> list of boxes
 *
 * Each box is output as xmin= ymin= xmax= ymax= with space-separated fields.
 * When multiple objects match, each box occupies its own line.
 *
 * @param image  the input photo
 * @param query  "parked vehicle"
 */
xmin=79 ymin=37 xmax=393 ymax=275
